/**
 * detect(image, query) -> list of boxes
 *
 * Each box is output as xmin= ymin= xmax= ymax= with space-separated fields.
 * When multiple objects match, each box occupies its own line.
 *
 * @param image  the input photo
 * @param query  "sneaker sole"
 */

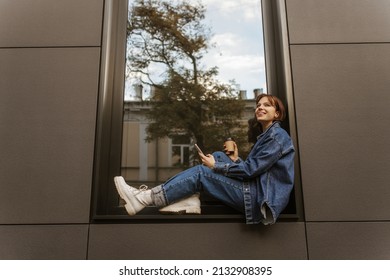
xmin=159 ymin=207 xmax=201 ymax=215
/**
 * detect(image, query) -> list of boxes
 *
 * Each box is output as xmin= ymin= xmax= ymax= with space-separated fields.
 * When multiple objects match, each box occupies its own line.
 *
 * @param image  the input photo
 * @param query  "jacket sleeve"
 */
xmin=213 ymin=136 xmax=283 ymax=179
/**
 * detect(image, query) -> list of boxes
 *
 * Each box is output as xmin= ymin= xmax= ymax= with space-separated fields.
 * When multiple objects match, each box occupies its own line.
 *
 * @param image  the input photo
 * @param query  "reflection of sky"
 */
xmin=125 ymin=0 xmax=266 ymax=100
xmin=203 ymin=0 xmax=266 ymax=98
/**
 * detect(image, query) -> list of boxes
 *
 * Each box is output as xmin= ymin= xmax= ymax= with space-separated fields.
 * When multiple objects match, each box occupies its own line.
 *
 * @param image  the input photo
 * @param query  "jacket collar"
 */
xmin=257 ymin=121 xmax=280 ymax=139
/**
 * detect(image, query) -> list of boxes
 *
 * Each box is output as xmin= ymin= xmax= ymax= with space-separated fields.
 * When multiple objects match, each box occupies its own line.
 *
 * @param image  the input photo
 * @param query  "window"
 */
xmin=170 ymin=135 xmax=191 ymax=167
xmin=92 ymin=0 xmax=303 ymax=222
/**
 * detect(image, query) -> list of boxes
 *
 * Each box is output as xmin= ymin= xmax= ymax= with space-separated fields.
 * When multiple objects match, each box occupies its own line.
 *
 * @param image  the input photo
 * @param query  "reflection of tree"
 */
xmin=127 ymin=0 xmax=246 ymax=158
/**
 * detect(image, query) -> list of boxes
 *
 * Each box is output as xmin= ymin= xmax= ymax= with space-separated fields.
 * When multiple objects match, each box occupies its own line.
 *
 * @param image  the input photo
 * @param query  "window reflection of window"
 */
xmin=171 ymin=135 xmax=191 ymax=167
xmin=121 ymin=0 xmax=267 ymax=216
xmin=122 ymin=0 xmax=266 ymax=182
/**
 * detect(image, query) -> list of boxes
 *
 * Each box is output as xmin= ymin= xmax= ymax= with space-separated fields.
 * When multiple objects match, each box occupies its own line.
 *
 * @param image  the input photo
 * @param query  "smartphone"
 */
xmin=194 ymin=144 xmax=204 ymax=155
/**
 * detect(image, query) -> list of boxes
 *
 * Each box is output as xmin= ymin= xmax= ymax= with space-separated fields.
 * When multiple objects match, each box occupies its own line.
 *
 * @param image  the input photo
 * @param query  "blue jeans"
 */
xmin=152 ymin=152 xmax=245 ymax=213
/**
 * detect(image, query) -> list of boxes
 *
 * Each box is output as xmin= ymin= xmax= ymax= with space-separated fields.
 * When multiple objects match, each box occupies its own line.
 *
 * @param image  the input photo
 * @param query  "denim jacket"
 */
xmin=213 ymin=122 xmax=295 ymax=225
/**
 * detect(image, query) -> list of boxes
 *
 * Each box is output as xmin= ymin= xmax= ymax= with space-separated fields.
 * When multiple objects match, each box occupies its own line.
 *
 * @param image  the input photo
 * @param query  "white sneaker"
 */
xmin=159 ymin=193 xmax=201 ymax=215
xmin=114 ymin=176 xmax=152 ymax=215
xmin=114 ymin=176 xmax=139 ymax=193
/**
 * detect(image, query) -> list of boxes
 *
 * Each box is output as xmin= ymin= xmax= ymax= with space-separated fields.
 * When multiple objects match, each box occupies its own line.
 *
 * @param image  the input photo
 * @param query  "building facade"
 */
xmin=1 ymin=0 xmax=390 ymax=259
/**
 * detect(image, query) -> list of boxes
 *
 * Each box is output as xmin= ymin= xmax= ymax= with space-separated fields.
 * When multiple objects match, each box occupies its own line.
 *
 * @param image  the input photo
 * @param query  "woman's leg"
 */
xmin=153 ymin=155 xmax=245 ymax=213
xmin=154 ymin=152 xmax=237 ymax=214
xmin=213 ymin=151 xmax=233 ymax=164
xmin=115 ymin=151 xmax=245 ymax=215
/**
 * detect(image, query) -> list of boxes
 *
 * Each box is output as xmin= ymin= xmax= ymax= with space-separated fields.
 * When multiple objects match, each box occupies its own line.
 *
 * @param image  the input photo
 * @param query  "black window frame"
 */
xmin=91 ymin=0 xmax=304 ymax=223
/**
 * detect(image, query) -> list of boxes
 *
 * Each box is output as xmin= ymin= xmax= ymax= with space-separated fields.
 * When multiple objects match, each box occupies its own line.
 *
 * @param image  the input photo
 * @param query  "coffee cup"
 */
xmin=224 ymin=138 xmax=235 ymax=154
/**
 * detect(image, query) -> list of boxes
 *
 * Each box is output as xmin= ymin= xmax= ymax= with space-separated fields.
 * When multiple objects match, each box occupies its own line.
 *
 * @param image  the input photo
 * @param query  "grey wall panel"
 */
xmin=0 ymin=48 xmax=100 ymax=223
xmin=290 ymin=44 xmax=390 ymax=222
xmin=286 ymin=0 xmax=390 ymax=44
xmin=0 ymin=225 xmax=88 ymax=260
xmin=0 ymin=0 xmax=103 ymax=47
xmin=0 ymin=225 xmax=89 ymax=260
xmin=307 ymin=222 xmax=390 ymax=259
xmin=88 ymin=222 xmax=307 ymax=259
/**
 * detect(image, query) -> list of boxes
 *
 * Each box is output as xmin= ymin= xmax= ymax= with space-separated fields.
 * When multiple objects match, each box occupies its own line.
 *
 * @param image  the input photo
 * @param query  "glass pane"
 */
xmin=121 ymin=0 xmax=265 ymax=187
xmin=171 ymin=146 xmax=182 ymax=166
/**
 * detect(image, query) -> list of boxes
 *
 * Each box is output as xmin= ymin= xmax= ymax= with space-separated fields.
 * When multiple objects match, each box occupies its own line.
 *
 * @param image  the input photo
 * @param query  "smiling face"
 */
xmin=255 ymin=96 xmax=280 ymax=130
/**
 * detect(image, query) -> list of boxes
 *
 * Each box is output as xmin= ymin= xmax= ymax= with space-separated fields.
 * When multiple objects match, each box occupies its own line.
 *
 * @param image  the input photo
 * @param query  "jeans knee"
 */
xmin=198 ymin=164 xmax=211 ymax=174
xmin=213 ymin=151 xmax=231 ymax=163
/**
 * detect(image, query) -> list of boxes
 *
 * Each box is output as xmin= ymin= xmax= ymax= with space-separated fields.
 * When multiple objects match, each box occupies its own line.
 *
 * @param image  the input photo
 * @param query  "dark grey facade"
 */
xmin=1 ymin=0 xmax=389 ymax=259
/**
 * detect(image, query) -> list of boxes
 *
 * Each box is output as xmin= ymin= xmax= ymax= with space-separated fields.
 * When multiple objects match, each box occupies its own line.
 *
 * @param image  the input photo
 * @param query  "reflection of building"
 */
xmin=121 ymin=94 xmax=259 ymax=187
xmin=121 ymin=101 xmax=181 ymax=186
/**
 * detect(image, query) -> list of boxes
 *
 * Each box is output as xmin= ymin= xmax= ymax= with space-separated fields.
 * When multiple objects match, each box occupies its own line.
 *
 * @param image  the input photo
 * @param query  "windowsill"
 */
xmin=91 ymin=205 xmax=300 ymax=224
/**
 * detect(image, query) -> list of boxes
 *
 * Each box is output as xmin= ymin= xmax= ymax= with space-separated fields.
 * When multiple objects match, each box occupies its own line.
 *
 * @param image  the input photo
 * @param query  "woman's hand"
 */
xmin=199 ymin=153 xmax=215 ymax=169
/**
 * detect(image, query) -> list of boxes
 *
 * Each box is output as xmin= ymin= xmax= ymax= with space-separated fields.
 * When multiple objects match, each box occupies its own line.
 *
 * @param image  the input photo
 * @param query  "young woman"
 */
xmin=114 ymin=94 xmax=295 ymax=225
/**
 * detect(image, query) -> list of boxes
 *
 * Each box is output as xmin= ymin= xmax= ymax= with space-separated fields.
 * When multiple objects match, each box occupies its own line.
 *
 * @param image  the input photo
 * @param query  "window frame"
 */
xmin=91 ymin=0 xmax=303 ymax=223
xmin=169 ymin=134 xmax=191 ymax=167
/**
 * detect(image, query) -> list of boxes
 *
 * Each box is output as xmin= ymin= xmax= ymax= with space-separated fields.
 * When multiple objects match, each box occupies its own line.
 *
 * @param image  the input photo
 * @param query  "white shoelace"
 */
xmin=132 ymin=184 xmax=149 ymax=195
xmin=138 ymin=184 xmax=149 ymax=191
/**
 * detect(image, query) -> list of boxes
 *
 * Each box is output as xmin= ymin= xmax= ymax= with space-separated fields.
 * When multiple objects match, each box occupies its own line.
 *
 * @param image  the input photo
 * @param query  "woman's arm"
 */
xmin=213 ymin=136 xmax=283 ymax=179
